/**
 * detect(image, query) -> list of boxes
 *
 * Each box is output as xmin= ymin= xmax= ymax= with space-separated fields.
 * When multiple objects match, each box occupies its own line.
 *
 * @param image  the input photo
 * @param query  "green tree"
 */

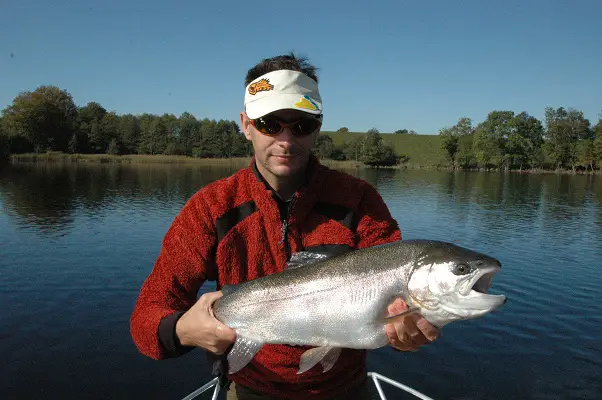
xmin=139 ymin=116 xmax=168 ymax=155
xmin=178 ymin=112 xmax=199 ymax=156
xmin=107 ymin=138 xmax=120 ymax=155
xmin=2 ymin=86 xmax=78 ymax=152
xmin=314 ymin=135 xmax=334 ymax=159
xmin=342 ymin=135 xmax=363 ymax=161
xmin=544 ymin=107 xmax=591 ymax=171
xmin=0 ymin=117 xmax=8 ymax=159
xmin=440 ymin=127 xmax=459 ymax=168
xmin=100 ymin=112 xmax=120 ymax=154
xmin=440 ymin=117 xmax=473 ymax=169
xmin=78 ymin=102 xmax=107 ymax=153
xmin=577 ymin=139 xmax=596 ymax=171
xmin=195 ymin=119 xmax=219 ymax=157
xmin=395 ymin=129 xmax=409 ymax=134
xmin=336 ymin=127 xmax=349 ymax=133
xmin=230 ymin=128 xmax=252 ymax=157
xmin=456 ymin=134 xmax=476 ymax=169
xmin=473 ymin=111 xmax=514 ymax=169
xmin=507 ymin=112 xmax=544 ymax=170
xmin=594 ymin=118 xmax=602 ymax=170
xmin=359 ymin=129 xmax=399 ymax=167
xmin=118 ymin=114 xmax=140 ymax=154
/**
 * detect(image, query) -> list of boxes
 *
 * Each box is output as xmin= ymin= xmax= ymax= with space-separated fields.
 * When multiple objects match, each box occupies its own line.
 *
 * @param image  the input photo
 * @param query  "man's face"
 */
xmin=241 ymin=109 xmax=320 ymax=181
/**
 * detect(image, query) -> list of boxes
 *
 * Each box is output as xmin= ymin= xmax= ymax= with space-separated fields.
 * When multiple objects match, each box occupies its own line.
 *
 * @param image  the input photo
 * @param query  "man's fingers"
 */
xmin=199 ymin=291 xmax=223 ymax=308
xmin=387 ymin=298 xmax=408 ymax=316
xmin=384 ymin=298 xmax=441 ymax=352
xmin=416 ymin=317 xmax=440 ymax=342
xmin=386 ymin=317 xmax=420 ymax=351
xmin=215 ymin=320 xmax=237 ymax=342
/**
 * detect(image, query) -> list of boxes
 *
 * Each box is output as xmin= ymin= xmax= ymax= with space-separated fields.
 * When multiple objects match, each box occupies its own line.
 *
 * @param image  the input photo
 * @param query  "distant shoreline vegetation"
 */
xmin=1 ymin=85 xmax=601 ymax=172
xmin=7 ymin=153 xmax=365 ymax=170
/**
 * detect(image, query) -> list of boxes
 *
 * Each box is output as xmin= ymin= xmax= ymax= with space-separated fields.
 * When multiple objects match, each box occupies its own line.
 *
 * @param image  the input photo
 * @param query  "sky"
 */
xmin=1 ymin=0 xmax=601 ymax=134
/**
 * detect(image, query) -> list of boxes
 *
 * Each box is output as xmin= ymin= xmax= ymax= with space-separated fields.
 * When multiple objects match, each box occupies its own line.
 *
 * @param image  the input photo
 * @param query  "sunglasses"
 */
xmin=250 ymin=115 xmax=323 ymax=137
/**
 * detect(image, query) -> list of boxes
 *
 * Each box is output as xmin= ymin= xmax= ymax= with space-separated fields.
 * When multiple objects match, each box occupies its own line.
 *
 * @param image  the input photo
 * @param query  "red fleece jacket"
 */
xmin=130 ymin=157 xmax=401 ymax=399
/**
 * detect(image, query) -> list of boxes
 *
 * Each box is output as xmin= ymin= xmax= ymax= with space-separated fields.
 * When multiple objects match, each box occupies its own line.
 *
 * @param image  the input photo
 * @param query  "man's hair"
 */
xmin=245 ymin=53 xmax=319 ymax=86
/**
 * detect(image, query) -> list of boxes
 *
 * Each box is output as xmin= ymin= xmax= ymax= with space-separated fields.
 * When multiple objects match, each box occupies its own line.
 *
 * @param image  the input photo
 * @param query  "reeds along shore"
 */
xmin=8 ymin=153 xmax=602 ymax=175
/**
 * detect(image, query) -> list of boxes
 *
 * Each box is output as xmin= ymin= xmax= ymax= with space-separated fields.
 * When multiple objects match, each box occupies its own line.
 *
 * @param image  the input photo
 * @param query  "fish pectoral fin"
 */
xmin=298 ymin=346 xmax=341 ymax=374
xmin=319 ymin=347 xmax=341 ymax=373
xmin=226 ymin=332 xmax=263 ymax=374
xmin=379 ymin=307 xmax=420 ymax=324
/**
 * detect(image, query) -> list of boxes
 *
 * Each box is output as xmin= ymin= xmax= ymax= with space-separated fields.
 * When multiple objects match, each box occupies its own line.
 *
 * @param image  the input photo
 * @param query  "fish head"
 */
xmin=406 ymin=242 xmax=506 ymax=327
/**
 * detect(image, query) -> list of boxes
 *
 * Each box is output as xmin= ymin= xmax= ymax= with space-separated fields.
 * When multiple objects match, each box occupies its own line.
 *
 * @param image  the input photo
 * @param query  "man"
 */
xmin=130 ymin=54 xmax=439 ymax=400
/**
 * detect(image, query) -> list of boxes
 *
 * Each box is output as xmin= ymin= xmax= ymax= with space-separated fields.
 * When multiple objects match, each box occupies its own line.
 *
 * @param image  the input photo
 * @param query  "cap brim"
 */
xmin=245 ymin=94 xmax=322 ymax=119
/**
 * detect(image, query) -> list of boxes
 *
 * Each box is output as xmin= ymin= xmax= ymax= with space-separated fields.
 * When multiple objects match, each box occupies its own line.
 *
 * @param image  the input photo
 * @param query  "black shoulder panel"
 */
xmin=216 ymin=201 xmax=257 ymax=242
xmin=314 ymin=202 xmax=356 ymax=231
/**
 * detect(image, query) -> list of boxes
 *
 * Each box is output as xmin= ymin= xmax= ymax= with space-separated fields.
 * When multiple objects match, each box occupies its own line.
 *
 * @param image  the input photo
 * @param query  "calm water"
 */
xmin=1 ymin=162 xmax=601 ymax=400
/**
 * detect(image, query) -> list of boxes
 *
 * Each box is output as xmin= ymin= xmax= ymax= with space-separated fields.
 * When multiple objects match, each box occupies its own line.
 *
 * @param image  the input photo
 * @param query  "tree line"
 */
xmin=1 ymin=85 xmax=601 ymax=171
xmin=0 ymin=86 xmax=253 ymax=159
xmin=440 ymin=110 xmax=602 ymax=171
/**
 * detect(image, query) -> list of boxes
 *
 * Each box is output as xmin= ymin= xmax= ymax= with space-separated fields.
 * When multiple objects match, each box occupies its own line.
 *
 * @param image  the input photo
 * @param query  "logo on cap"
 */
xmin=248 ymin=79 xmax=274 ymax=95
xmin=294 ymin=95 xmax=320 ymax=111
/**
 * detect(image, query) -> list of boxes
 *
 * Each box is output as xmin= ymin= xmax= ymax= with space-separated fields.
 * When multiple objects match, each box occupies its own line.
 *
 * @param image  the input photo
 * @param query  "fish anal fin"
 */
xmin=298 ymin=346 xmax=341 ymax=374
xmin=227 ymin=332 xmax=263 ymax=374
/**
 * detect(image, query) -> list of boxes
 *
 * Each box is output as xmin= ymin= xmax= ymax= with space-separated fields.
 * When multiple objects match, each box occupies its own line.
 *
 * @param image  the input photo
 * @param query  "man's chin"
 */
xmin=269 ymin=165 xmax=300 ymax=177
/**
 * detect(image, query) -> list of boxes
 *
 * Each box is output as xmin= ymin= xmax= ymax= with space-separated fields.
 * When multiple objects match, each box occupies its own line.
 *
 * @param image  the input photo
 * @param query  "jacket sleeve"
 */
xmin=355 ymin=183 xmax=401 ymax=249
xmin=130 ymin=192 xmax=217 ymax=360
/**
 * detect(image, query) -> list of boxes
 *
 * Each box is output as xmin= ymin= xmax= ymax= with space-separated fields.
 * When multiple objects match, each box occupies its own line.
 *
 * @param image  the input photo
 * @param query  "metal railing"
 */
xmin=180 ymin=372 xmax=434 ymax=400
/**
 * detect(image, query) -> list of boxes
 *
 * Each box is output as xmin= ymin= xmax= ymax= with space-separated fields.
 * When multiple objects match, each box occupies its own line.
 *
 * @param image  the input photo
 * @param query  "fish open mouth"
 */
xmin=472 ymin=268 xmax=497 ymax=294
xmin=463 ymin=267 xmax=506 ymax=307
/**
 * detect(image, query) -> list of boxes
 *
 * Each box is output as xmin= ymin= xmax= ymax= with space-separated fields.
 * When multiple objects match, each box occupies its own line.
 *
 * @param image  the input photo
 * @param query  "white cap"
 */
xmin=244 ymin=70 xmax=322 ymax=119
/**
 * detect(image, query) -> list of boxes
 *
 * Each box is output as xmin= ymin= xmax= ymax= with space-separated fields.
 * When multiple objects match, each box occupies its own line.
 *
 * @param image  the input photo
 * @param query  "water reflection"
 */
xmin=0 ymin=162 xmax=242 ymax=234
xmin=1 ymin=163 xmax=599 ymax=246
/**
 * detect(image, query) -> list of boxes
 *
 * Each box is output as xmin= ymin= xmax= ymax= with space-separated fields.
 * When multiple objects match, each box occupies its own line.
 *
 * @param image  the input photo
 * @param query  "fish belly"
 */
xmin=223 ymin=277 xmax=397 ymax=349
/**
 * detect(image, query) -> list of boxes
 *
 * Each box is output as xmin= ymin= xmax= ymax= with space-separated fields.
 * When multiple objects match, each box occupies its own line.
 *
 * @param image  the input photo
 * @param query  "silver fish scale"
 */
xmin=214 ymin=243 xmax=416 ymax=348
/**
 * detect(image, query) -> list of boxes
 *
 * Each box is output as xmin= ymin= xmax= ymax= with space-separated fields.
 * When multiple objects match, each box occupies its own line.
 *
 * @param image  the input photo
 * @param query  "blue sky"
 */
xmin=1 ymin=0 xmax=601 ymax=134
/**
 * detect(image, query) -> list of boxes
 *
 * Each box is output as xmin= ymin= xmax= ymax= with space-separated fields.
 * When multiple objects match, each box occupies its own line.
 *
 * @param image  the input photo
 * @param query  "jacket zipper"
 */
xmin=280 ymin=196 xmax=296 ymax=260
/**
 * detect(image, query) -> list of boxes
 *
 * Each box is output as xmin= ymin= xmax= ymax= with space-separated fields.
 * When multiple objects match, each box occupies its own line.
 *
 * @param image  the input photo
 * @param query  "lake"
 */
xmin=1 ymin=161 xmax=601 ymax=400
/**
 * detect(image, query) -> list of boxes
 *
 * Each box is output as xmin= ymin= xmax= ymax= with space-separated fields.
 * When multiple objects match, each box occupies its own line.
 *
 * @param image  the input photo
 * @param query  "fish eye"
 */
xmin=453 ymin=263 xmax=471 ymax=275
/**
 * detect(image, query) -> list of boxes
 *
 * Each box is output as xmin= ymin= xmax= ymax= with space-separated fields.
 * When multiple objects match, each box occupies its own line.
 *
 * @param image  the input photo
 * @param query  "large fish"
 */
xmin=213 ymin=240 xmax=506 ymax=374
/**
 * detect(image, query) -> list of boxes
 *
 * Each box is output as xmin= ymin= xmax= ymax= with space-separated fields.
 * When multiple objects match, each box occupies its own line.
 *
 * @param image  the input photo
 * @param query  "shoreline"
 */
xmin=7 ymin=153 xmax=602 ymax=175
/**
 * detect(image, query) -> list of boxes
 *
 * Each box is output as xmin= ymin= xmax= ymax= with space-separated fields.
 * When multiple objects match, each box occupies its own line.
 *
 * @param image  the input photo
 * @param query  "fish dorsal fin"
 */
xmin=285 ymin=252 xmax=330 ymax=270
xmin=286 ymin=245 xmax=354 ymax=270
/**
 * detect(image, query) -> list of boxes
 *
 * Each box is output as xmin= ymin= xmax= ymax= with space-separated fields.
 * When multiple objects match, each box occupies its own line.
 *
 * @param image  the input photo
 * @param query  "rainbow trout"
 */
xmin=213 ymin=240 xmax=506 ymax=374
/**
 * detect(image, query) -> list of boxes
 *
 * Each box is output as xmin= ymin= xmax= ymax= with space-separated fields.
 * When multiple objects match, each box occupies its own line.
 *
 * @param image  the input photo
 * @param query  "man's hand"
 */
xmin=175 ymin=291 xmax=236 ymax=354
xmin=385 ymin=298 xmax=440 ymax=352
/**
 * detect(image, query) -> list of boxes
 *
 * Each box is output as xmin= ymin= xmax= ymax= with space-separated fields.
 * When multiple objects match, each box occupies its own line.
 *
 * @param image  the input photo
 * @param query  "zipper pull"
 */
xmin=280 ymin=219 xmax=288 ymax=244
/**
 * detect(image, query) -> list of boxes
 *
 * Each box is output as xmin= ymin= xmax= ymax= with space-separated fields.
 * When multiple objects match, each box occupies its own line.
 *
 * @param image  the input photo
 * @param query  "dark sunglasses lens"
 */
xmin=256 ymin=117 xmax=283 ymax=135
xmin=294 ymin=118 xmax=321 ymax=136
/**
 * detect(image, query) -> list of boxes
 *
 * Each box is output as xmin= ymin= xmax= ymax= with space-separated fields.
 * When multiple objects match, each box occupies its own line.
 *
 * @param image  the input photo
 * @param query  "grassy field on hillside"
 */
xmin=322 ymin=131 xmax=447 ymax=167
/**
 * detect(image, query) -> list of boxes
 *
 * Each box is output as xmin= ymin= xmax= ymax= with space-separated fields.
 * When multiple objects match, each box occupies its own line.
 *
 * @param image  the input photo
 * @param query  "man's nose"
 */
xmin=276 ymin=126 xmax=296 ymax=143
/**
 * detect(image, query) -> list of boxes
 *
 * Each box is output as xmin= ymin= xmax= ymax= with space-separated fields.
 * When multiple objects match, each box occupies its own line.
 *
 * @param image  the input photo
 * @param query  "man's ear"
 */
xmin=240 ymin=112 xmax=252 ymax=140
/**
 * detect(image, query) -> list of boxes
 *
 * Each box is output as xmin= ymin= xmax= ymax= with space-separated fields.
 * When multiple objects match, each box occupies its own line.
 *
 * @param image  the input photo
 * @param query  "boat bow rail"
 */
xmin=180 ymin=372 xmax=435 ymax=400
